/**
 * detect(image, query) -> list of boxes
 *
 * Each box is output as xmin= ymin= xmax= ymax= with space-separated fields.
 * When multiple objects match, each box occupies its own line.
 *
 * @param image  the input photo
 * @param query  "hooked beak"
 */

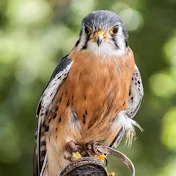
xmin=93 ymin=31 xmax=106 ymax=46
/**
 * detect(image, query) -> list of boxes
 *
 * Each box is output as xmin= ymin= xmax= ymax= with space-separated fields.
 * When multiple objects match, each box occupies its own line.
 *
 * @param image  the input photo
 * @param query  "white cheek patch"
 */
xmin=77 ymin=32 xmax=87 ymax=50
xmin=87 ymin=41 xmax=125 ymax=57
xmin=115 ymin=26 xmax=126 ymax=52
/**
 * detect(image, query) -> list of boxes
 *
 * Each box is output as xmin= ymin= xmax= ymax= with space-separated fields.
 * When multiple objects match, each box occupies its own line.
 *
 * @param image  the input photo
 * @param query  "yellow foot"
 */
xmin=93 ymin=154 xmax=106 ymax=162
xmin=108 ymin=172 xmax=115 ymax=176
xmin=72 ymin=152 xmax=82 ymax=160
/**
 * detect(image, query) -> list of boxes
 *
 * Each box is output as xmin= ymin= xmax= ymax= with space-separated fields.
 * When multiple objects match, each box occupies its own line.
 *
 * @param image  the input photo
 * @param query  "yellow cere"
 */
xmin=93 ymin=31 xmax=106 ymax=39
xmin=73 ymin=152 xmax=82 ymax=160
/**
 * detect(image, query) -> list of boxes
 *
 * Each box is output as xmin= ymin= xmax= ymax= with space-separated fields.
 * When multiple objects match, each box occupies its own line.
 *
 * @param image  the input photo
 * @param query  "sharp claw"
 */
xmin=108 ymin=172 xmax=115 ymax=176
xmin=72 ymin=152 xmax=82 ymax=160
xmin=94 ymin=154 xmax=106 ymax=162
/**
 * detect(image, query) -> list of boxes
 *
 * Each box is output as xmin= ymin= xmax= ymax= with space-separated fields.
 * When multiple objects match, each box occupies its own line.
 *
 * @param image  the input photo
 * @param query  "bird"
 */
xmin=33 ymin=10 xmax=144 ymax=176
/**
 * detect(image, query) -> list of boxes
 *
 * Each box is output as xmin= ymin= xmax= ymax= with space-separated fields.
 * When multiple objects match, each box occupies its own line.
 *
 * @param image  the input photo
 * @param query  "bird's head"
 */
xmin=75 ymin=10 xmax=128 ymax=57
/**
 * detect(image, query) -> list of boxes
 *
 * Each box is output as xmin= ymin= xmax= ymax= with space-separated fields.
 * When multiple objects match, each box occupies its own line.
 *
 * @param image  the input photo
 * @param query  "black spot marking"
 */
xmin=112 ymin=37 xmax=119 ymax=49
xmin=48 ymin=118 xmax=51 ymax=123
xmin=56 ymin=128 xmax=58 ymax=131
xmin=41 ymin=150 xmax=46 ymax=156
xmin=58 ymin=117 xmax=61 ymax=123
xmin=85 ymin=110 xmax=88 ymax=115
xmin=59 ymin=97 xmax=62 ymax=103
xmin=45 ymin=110 xmax=48 ymax=116
xmin=50 ymin=93 xmax=53 ymax=96
xmin=84 ymin=95 xmax=87 ymax=100
xmin=40 ymin=112 xmax=45 ymax=116
xmin=53 ymin=113 xmax=57 ymax=119
xmin=82 ymin=45 xmax=87 ymax=50
xmin=43 ymin=123 xmax=47 ymax=128
xmin=55 ymin=106 xmax=58 ymax=112
xmin=40 ymin=140 xmax=46 ymax=146
xmin=83 ymin=114 xmax=86 ymax=124
xmin=131 ymin=97 xmax=134 ymax=102
xmin=51 ymin=97 xmax=55 ymax=103
xmin=132 ymin=78 xmax=134 ymax=81
xmin=138 ymin=88 xmax=140 ymax=91
xmin=45 ymin=126 xmax=49 ymax=132
xmin=123 ymin=102 xmax=125 ymax=106
xmin=129 ymin=89 xmax=131 ymax=96
xmin=138 ymin=80 xmax=140 ymax=84
xmin=67 ymin=99 xmax=70 ymax=107
xmin=135 ymin=82 xmax=137 ymax=85
xmin=58 ymin=75 xmax=61 ymax=79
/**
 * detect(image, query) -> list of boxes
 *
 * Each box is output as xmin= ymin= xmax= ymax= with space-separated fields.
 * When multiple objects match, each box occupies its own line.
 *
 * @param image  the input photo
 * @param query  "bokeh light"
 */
xmin=161 ymin=107 xmax=176 ymax=151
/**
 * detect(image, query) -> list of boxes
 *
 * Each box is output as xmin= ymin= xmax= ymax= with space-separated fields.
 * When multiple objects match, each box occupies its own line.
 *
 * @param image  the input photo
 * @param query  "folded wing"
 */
xmin=33 ymin=56 xmax=73 ymax=176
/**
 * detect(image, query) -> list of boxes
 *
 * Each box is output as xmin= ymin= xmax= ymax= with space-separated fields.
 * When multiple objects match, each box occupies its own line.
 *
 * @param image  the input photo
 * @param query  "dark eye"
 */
xmin=110 ymin=25 xmax=119 ymax=35
xmin=84 ymin=26 xmax=92 ymax=35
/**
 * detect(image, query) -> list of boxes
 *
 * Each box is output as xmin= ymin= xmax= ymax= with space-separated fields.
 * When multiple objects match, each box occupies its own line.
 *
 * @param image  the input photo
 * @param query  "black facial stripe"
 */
xmin=81 ymin=34 xmax=90 ymax=50
xmin=75 ymin=40 xmax=80 ymax=47
xmin=112 ymin=37 xmax=119 ymax=49
xmin=125 ymin=39 xmax=128 ymax=47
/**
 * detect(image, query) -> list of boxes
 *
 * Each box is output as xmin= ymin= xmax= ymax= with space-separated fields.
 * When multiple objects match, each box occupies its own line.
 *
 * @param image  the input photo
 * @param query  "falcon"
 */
xmin=33 ymin=10 xmax=144 ymax=176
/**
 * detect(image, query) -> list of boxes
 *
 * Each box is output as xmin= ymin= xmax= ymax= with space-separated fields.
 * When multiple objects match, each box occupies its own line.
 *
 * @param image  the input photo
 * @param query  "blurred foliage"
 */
xmin=0 ymin=0 xmax=176 ymax=175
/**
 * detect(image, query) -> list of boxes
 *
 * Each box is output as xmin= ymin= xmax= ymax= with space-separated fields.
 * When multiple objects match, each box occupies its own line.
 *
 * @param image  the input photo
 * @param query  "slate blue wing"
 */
xmin=33 ymin=56 xmax=73 ymax=176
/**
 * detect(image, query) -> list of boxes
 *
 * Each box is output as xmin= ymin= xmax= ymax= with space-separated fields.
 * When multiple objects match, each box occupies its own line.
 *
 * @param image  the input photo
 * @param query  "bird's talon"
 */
xmin=94 ymin=154 xmax=106 ymax=162
xmin=108 ymin=172 xmax=115 ymax=176
xmin=72 ymin=152 xmax=82 ymax=160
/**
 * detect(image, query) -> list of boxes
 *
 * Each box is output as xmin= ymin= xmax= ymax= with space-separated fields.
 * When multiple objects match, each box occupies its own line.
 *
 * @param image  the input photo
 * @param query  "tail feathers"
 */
xmin=40 ymin=155 xmax=47 ymax=176
xmin=33 ymin=145 xmax=38 ymax=176
xmin=34 ymin=125 xmax=47 ymax=176
xmin=39 ymin=126 xmax=46 ymax=168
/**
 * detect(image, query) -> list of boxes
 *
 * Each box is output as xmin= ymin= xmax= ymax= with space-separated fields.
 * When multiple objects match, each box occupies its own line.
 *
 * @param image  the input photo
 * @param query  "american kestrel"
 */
xmin=33 ymin=10 xmax=144 ymax=176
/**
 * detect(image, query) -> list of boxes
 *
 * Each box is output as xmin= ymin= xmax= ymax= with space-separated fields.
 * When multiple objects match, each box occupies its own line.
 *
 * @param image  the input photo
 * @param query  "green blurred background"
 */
xmin=0 ymin=0 xmax=176 ymax=175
